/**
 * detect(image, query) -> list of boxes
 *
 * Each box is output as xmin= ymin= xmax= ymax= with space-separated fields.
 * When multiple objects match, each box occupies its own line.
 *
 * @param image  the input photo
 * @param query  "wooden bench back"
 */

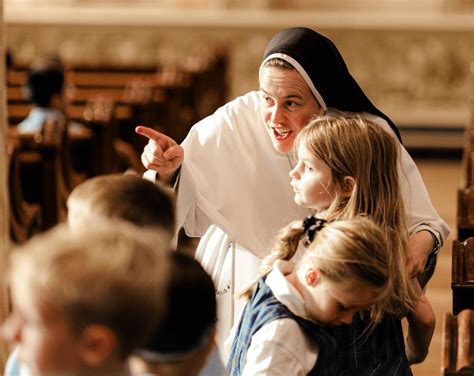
xmin=442 ymin=309 xmax=474 ymax=375
xmin=6 ymin=138 xmax=42 ymax=243
xmin=452 ymin=238 xmax=474 ymax=314
xmin=9 ymin=118 xmax=69 ymax=230
xmin=457 ymin=62 xmax=474 ymax=240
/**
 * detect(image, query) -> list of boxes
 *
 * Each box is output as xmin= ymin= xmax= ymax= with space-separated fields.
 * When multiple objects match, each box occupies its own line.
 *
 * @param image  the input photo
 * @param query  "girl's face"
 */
xmin=301 ymin=269 xmax=377 ymax=325
xmin=289 ymin=143 xmax=335 ymax=211
xmin=259 ymin=66 xmax=322 ymax=153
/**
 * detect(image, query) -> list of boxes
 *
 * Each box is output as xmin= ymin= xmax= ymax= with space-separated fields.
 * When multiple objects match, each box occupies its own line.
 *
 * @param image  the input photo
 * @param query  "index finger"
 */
xmin=135 ymin=125 xmax=163 ymax=141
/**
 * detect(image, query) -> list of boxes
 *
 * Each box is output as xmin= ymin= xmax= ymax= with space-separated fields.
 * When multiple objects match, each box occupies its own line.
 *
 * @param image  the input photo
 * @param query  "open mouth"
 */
xmin=272 ymin=128 xmax=291 ymax=140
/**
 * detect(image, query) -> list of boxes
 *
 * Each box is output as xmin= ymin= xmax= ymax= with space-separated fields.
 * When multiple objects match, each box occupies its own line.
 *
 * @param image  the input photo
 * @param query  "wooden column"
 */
xmin=0 ymin=0 xmax=11 ymax=369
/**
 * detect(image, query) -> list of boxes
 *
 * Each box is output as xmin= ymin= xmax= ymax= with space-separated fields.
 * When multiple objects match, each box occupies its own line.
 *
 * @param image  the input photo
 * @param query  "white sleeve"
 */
xmin=242 ymin=318 xmax=319 ymax=376
xmin=370 ymin=115 xmax=451 ymax=245
xmin=175 ymin=162 xmax=213 ymax=238
xmin=398 ymin=145 xmax=451 ymax=245
xmin=143 ymin=169 xmax=157 ymax=183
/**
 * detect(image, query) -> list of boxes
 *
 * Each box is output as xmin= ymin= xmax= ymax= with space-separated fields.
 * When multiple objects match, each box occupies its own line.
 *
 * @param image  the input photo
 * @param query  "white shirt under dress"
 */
xmin=226 ymin=260 xmax=319 ymax=376
xmin=144 ymin=90 xmax=451 ymax=352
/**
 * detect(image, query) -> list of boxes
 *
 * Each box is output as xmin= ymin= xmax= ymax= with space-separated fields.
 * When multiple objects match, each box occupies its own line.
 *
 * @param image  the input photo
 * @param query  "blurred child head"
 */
xmin=242 ymin=217 xmax=392 ymax=326
xmin=290 ymin=217 xmax=391 ymax=325
xmin=2 ymin=221 xmax=169 ymax=376
xmin=67 ymin=174 xmax=175 ymax=240
xmin=129 ymin=251 xmax=217 ymax=376
xmin=67 ymin=173 xmax=215 ymax=375
xmin=24 ymin=54 xmax=65 ymax=108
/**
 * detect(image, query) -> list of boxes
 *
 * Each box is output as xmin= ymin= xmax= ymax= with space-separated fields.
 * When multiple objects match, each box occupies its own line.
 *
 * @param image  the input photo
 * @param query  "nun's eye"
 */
xmin=262 ymin=95 xmax=274 ymax=106
xmin=286 ymin=100 xmax=299 ymax=108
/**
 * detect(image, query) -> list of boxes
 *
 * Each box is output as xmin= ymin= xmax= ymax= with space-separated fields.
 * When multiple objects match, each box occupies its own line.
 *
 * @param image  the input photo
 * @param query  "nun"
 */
xmin=137 ymin=27 xmax=449 ymax=369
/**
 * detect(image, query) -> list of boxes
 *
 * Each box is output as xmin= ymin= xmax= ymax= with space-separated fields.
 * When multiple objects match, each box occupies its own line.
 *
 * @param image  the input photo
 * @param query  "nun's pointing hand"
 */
xmin=135 ymin=126 xmax=184 ymax=177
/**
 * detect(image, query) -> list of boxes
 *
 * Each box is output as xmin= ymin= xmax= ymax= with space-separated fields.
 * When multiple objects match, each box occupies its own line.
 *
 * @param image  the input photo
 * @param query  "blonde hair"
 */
xmin=67 ymin=174 xmax=175 ymax=236
xmin=9 ymin=221 xmax=170 ymax=358
xmin=242 ymin=218 xmax=392 ymax=324
xmin=295 ymin=114 xmax=418 ymax=316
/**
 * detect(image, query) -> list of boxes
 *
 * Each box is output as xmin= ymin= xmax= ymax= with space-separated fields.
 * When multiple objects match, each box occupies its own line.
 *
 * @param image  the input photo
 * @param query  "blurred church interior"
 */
xmin=0 ymin=1 xmax=473 ymax=375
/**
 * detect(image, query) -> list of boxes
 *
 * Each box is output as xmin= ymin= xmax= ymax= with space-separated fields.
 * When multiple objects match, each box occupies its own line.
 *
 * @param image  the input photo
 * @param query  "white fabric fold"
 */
xmin=176 ymin=91 xmax=310 ymax=259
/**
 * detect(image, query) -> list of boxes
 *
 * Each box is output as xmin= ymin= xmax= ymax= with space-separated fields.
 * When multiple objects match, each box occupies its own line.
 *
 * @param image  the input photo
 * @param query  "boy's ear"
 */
xmin=78 ymin=325 xmax=119 ymax=367
xmin=341 ymin=176 xmax=356 ymax=197
xmin=305 ymin=268 xmax=321 ymax=287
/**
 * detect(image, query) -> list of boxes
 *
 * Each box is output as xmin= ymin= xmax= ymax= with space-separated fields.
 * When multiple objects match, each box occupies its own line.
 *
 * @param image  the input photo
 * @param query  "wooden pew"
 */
xmin=457 ymin=185 xmax=474 ymax=242
xmin=66 ymin=64 xmax=158 ymax=88
xmin=6 ymin=138 xmax=42 ymax=243
xmin=7 ymin=102 xmax=136 ymax=232
xmin=9 ymin=119 xmax=70 ymax=230
xmin=7 ymin=102 xmax=132 ymax=126
xmin=7 ymin=85 xmax=161 ymax=106
xmin=67 ymin=66 xmax=164 ymax=142
xmin=6 ymin=64 xmax=158 ymax=88
xmin=6 ymin=67 xmax=27 ymax=87
xmin=80 ymin=95 xmax=142 ymax=175
xmin=183 ymin=46 xmax=229 ymax=122
xmin=452 ymin=238 xmax=474 ymax=314
xmin=69 ymin=67 xmax=180 ymax=149
xmin=442 ymin=309 xmax=474 ymax=375
xmin=7 ymin=103 xmax=33 ymax=125
xmin=7 ymin=55 xmax=229 ymax=158
xmin=457 ymin=97 xmax=474 ymax=241
xmin=79 ymin=95 xmax=118 ymax=176
xmin=457 ymin=63 xmax=474 ymax=240
xmin=6 ymin=86 xmax=26 ymax=103
xmin=7 ymin=100 xmax=139 ymax=178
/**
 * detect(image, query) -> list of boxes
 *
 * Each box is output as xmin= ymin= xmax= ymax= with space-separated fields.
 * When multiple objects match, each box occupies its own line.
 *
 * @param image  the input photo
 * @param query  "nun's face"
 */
xmin=259 ymin=66 xmax=322 ymax=153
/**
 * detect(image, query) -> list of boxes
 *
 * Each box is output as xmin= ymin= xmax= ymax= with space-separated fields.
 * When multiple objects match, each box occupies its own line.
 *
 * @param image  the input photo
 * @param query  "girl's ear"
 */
xmin=78 ymin=325 xmax=118 ymax=367
xmin=342 ymin=176 xmax=356 ymax=197
xmin=305 ymin=268 xmax=321 ymax=287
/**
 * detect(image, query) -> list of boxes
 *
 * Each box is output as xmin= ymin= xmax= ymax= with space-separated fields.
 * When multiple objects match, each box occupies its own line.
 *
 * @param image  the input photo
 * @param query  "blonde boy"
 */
xmin=2 ymin=221 xmax=169 ymax=376
xmin=4 ymin=174 xmax=224 ymax=376
xmin=67 ymin=174 xmax=225 ymax=375
xmin=67 ymin=173 xmax=175 ymax=237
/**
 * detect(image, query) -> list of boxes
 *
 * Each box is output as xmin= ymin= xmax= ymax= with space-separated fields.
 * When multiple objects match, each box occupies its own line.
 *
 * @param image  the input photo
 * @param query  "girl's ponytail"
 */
xmin=238 ymin=216 xmax=325 ymax=300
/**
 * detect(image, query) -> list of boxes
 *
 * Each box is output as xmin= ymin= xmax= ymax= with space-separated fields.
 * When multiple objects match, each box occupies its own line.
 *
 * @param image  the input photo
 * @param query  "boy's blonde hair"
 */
xmin=295 ymin=114 xmax=418 ymax=316
xmin=9 ymin=221 xmax=170 ymax=358
xmin=242 ymin=217 xmax=391 ymax=324
xmin=67 ymin=174 xmax=175 ymax=235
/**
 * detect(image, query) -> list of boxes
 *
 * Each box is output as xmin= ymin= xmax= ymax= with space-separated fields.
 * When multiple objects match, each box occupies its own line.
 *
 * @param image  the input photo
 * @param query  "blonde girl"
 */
xmin=227 ymin=217 xmax=392 ymax=375
xmin=292 ymin=114 xmax=418 ymax=314
xmin=289 ymin=114 xmax=434 ymax=372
